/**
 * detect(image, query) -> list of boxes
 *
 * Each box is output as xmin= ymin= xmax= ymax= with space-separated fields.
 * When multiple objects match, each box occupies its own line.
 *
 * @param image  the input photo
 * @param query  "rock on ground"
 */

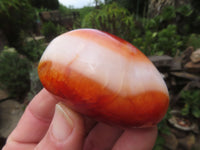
xmin=0 ymin=100 xmax=24 ymax=138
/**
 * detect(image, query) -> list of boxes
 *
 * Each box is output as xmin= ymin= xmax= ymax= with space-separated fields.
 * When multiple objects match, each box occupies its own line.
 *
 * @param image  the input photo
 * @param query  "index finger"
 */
xmin=7 ymin=88 xmax=59 ymax=144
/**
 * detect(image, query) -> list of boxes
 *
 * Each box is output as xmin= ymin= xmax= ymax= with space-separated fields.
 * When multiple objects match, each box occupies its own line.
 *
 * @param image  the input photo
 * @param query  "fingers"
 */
xmin=83 ymin=116 xmax=97 ymax=136
xmin=3 ymin=87 xmax=158 ymax=150
xmin=6 ymin=89 xmax=59 ymax=144
xmin=35 ymin=103 xmax=85 ymax=150
xmin=112 ymin=127 xmax=157 ymax=150
xmin=83 ymin=123 xmax=157 ymax=150
xmin=2 ymin=142 xmax=36 ymax=150
xmin=83 ymin=123 xmax=123 ymax=150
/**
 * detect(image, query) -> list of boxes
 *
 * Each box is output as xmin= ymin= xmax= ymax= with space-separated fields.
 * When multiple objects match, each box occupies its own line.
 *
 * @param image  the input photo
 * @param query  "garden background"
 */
xmin=0 ymin=0 xmax=200 ymax=149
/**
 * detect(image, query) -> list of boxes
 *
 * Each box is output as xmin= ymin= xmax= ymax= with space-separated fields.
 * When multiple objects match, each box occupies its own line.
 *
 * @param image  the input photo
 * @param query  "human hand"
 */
xmin=3 ymin=89 xmax=157 ymax=150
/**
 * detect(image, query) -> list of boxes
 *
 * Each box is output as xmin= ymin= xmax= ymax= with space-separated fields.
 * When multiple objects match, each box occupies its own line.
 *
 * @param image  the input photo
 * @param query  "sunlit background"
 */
xmin=59 ymin=0 xmax=97 ymax=8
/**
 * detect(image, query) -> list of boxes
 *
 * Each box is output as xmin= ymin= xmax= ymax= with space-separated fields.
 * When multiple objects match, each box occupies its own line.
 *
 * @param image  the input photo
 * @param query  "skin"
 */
xmin=3 ymin=89 xmax=157 ymax=150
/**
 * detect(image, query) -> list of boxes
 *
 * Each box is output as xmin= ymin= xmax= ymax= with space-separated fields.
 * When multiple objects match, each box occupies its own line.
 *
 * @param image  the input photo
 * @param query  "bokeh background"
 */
xmin=0 ymin=0 xmax=200 ymax=149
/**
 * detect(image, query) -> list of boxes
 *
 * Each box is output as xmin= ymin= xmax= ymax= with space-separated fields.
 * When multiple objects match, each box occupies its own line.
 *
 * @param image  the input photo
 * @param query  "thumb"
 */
xmin=35 ymin=103 xmax=85 ymax=150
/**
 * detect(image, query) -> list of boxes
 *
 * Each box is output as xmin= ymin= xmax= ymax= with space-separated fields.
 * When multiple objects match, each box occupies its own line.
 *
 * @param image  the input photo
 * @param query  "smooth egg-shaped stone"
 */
xmin=38 ymin=29 xmax=169 ymax=127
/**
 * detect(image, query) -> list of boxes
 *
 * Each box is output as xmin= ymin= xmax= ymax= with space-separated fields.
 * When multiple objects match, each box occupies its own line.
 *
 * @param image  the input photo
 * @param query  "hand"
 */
xmin=3 ymin=89 xmax=157 ymax=150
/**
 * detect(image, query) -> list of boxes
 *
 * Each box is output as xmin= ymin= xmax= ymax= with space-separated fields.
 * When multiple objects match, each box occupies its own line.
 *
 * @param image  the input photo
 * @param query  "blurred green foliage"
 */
xmin=181 ymin=90 xmax=200 ymax=118
xmin=153 ymin=108 xmax=172 ymax=150
xmin=0 ymin=0 xmax=36 ymax=48
xmin=41 ymin=21 xmax=58 ymax=41
xmin=0 ymin=48 xmax=31 ymax=99
xmin=76 ymin=6 xmax=95 ymax=21
xmin=41 ymin=21 xmax=66 ymax=41
xmin=153 ymin=135 xmax=166 ymax=150
xmin=176 ymin=4 xmax=193 ymax=16
xmin=30 ymin=0 xmax=59 ymax=10
xmin=20 ymin=39 xmax=46 ymax=62
xmin=187 ymin=34 xmax=200 ymax=49
xmin=80 ymin=3 xmax=200 ymax=56
xmin=82 ymin=3 xmax=138 ymax=42
xmin=105 ymin=0 xmax=149 ymax=17
xmin=130 ymin=4 xmax=199 ymax=56
xmin=133 ymin=25 xmax=183 ymax=56
xmin=59 ymin=4 xmax=75 ymax=16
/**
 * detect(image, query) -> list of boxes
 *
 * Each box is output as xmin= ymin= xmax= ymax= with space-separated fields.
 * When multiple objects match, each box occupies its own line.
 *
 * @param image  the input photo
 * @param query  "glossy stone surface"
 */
xmin=38 ymin=29 xmax=169 ymax=127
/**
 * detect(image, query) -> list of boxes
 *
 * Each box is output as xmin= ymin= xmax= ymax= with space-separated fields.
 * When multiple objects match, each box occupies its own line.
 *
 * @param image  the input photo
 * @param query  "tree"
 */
xmin=30 ymin=0 xmax=59 ymax=10
xmin=93 ymin=0 xmax=103 ymax=7
xmin=0 ymin=0 xmax=36 ymax=47
xmin=104 ymin=0 xmax=149 ymax=16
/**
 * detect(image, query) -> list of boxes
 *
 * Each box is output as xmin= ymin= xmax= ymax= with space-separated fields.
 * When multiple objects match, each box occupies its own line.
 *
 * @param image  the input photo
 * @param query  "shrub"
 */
xmin=0 ymin=48 xmax=31 ymax=100
xmin=143 ymin=6 xmax=177 ymax=31
xmin=156 ymin=6 xmax=176 ymax=22
xmin=176 ymin=4 xmax=193 ymax=17
xmin=59 ymin=4 xmax=75 ymax=16
xmin=20 ymin=39 xmax=46 ymax=62
xmin=187 ymin=34 xmax=200 ymax=49
xmin=30 ymin=0 xmax=59 ymax=10
xmin=133 ymin=24 xmax=183 ymax=56
xmin=0 ymin=0 xmax=36 ymax=48
xmin=41 ymin=21 xmax=57 ymax=41
xmin=76 ymin=6 xmax=95 ymax=22
xmin=133 ymin=30 xmax=158 ymax=55
xmin=41 ymin=21 xmax=66 ymax=41
xmin=81 ymin=2 xmax=138 ymax=42
xmin=180 ymin=90 xmax=200 ymax=118
xmin=153 ymin=108 xmax=171 ymax=150
xmin=156 ymin=25 xmax=183 ymax=56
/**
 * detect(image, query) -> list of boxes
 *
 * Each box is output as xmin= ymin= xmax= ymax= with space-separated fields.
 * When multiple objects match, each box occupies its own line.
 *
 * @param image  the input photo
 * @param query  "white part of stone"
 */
xmin=40 ymin=34 xmax=168 ymax=96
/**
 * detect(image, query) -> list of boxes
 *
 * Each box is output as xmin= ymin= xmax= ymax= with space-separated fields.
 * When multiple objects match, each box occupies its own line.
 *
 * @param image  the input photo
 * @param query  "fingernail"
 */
xmin=51 ymin=103 xmax=74 ymax=141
